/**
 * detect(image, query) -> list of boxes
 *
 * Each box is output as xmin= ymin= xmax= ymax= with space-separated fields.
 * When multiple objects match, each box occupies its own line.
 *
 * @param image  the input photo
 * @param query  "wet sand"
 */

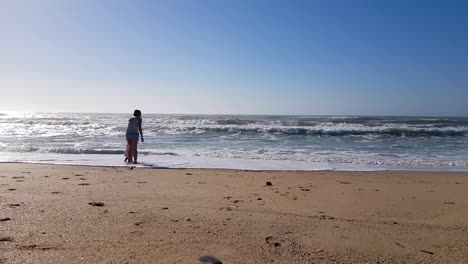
xmin=1 ymin=163 xmax=467 ymax=263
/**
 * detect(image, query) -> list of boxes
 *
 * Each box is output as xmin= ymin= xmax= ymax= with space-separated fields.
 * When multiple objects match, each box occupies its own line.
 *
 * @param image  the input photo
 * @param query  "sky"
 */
xmin=0 ymin=0 xmax=467 ymax=116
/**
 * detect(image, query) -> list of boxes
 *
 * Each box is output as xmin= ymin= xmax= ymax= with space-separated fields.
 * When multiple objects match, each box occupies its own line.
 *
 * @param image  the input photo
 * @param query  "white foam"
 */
xmin=1 ymin=152 xmax=467 ymax=172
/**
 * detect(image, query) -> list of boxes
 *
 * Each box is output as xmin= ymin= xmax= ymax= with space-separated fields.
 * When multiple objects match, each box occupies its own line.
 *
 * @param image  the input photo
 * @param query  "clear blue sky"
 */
xmin=1 ymin=0 xmax=467 ymax=116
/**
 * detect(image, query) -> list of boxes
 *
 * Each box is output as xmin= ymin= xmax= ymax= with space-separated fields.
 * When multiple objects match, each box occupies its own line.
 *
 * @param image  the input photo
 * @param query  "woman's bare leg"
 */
xmin=127 ymin=139 xmax=134 ymax=163
xmin=133 ymin=141 xmax=138 ymax=164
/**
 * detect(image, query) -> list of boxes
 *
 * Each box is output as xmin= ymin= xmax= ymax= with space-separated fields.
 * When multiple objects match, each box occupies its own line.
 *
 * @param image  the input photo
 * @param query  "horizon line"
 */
xmin=1 ymin=110 xmax=467 ymax=118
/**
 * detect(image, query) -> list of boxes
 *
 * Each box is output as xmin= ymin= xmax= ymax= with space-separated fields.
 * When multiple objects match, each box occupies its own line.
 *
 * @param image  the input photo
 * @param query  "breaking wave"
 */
xmin=2 ymin=146 xmax=179 ymax=156
xmin=150 ymin=125 xmax=467 ymax=137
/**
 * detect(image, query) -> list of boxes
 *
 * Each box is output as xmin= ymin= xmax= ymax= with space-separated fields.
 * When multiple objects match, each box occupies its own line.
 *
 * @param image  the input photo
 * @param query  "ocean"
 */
xmin=0 ymin=112 xmax=467 ymax=171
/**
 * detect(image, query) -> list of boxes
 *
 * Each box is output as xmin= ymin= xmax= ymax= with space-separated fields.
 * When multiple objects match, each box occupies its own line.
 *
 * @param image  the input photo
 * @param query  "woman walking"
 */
xmin=126 ymin=109 xmax=144 ymax=164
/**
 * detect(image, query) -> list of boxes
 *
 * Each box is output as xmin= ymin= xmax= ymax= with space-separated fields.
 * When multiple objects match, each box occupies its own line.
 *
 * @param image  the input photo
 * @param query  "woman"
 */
xmin=126 ymin=109 xmax=144 ymax=164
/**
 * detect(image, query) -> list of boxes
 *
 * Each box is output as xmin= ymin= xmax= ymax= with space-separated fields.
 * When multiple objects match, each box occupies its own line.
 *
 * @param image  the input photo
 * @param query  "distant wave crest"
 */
xmin=151 ymin=126 xmax=467 ymax=137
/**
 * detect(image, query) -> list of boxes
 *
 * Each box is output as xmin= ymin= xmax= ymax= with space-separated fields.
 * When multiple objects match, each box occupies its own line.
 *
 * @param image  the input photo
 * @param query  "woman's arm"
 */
xmin=138 ymin=118 xmax=144 ymax=142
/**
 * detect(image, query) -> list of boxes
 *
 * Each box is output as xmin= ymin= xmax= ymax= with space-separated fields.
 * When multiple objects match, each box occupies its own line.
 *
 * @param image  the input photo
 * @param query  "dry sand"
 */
xmin=1 ymin=163 xmax=467 ymax=263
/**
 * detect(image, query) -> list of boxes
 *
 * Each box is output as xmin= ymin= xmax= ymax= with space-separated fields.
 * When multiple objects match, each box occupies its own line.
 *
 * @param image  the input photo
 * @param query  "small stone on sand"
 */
xmin=198 ymin=255 xmax=222 ymax=264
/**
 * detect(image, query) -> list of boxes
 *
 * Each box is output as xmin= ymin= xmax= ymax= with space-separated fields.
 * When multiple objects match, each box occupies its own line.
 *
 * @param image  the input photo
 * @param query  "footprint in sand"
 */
xmin=1 ymin=218 xmax=11 ymax=222
xmin=265 ymin=236 xmax=281 ymax=247
xmin=130 ymin=230 xmax=144 ymax=236
xmin=8 ymin=204 xmax=20 ymax=207
xmin=79 ymin=178 xmax=87 ymax=180
xmin=51 ymin=192 xmax=61 ymax=194
xmin=7 ymin=188 xmax=16 ymax=191
xmin=78 ymin=183 xmax=90 ymax=186
xmin=61 ymin=178 xmax=70 ymax=180
xmin=137 ymin=181 xmax=147 ymax=184
xmin=319 ymin=215 xmax=336 ymax=220
xmin=0 ymin=237 xmax=14 ymax=242
xmin=16 ymin=244 xmax=56 ymax=251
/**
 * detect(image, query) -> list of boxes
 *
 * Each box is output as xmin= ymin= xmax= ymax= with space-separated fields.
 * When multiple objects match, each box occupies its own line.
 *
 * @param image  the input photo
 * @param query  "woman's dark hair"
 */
xmin=133 ymin=109 xmax=142 ymax=117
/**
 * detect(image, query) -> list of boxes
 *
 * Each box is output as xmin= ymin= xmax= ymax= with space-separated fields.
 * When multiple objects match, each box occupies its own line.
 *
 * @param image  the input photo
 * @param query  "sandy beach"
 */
xmin=1 ymin=163 xmax=467 ymax=263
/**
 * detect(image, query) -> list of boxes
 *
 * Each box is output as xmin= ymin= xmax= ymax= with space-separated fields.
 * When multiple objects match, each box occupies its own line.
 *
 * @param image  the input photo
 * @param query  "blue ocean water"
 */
xmin=0 ymin=112 xmax=467 ymax=171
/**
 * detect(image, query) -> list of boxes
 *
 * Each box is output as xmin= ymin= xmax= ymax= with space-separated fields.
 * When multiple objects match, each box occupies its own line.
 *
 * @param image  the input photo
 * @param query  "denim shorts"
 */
xmin=126 ymin=132 xmax=139 ymax=142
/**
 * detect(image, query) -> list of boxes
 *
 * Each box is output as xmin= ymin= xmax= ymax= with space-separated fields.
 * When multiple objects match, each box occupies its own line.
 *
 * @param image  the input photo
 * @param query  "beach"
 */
xmin=1 ymin=163 xmax=467 ymax=263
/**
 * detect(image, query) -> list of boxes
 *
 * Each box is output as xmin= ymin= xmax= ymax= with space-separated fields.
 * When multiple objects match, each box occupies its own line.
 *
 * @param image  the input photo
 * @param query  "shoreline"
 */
xmin=2 ymin=161 xmax=468 ymax=173
xmin=1 ymin=163 xmax=467 ymax=263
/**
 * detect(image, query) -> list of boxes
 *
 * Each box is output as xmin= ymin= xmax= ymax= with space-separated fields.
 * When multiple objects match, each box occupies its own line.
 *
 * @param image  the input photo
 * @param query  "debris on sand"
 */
xmin=420 ymin=250 xmax=434 ymax=255
xmin=395 ymin=242 xmax=405 ymax=248
xmin=265 ymin=182 xmax=273 ymax=186
xmin=88 ymin=202 xmax=105 ymax=207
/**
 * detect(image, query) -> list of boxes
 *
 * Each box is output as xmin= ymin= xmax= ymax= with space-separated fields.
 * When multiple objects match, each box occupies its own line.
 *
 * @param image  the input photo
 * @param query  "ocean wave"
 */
xmin=214 ymin=118 xmax=257 ymax=125
xmin=149 ymin=125 xmax=467 ymax=137
xmin=46 ymin=148 xmax=126 ymax=155
xmin=3 ymin=147 xmax=180 ymax=156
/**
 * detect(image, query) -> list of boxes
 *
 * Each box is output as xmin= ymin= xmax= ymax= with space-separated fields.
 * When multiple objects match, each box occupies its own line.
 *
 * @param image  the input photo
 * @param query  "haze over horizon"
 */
xmin=1 ymin=0 xmax=467 ymax=116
